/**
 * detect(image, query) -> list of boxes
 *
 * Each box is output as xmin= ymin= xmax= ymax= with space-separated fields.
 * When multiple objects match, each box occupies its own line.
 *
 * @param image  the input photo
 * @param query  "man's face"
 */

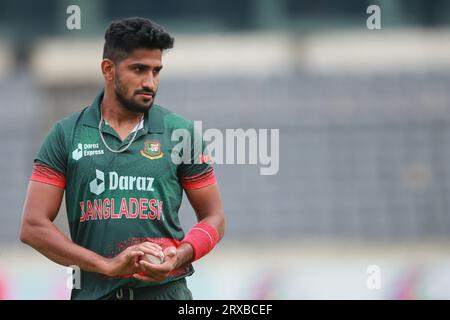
xmin=113 ymin=48 xmax=163 ymax=113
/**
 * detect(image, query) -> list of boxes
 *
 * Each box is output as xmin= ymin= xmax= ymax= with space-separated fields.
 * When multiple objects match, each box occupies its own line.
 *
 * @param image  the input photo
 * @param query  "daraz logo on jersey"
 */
xmin=72 ymin=143 xmax=105 ymax=161
xmin=89 ymin=169 xmax=105 ymax=195
xmin=89 ymin=169 xmax=155 ymax=195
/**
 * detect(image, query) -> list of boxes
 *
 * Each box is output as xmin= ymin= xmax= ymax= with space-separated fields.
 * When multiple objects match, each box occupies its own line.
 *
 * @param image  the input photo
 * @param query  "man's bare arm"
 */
xmin=178 ymin=183 xmax=225 ymax=267
xmin=185 ymin=183 xmax=225 ymax=238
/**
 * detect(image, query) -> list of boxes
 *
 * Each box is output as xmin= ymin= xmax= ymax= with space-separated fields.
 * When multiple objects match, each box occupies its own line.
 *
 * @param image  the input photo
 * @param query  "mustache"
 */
xmin=135 ymin=88 xmax=155 ymax=96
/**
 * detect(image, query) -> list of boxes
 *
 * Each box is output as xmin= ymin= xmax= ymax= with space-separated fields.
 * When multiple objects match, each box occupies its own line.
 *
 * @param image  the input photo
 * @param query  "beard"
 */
xmin=114 ymin=74 xmax=156 ymax=113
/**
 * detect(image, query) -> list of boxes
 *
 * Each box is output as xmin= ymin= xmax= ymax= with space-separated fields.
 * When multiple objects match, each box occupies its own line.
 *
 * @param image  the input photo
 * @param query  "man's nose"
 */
xmin=142 ymin=74 xmax=156 ymax=91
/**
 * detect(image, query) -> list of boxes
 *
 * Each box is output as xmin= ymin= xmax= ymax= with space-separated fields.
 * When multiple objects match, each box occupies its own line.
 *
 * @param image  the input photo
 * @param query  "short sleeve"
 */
xmin=34 ymin=122 xmax=68 ymax=175
xmin=177 ymin=124 xmax=216 ymax=190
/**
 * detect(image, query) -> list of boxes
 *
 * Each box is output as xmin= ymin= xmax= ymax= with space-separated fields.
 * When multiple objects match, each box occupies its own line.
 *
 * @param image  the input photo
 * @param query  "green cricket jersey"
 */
xmin=32 ymin=90 xmax=215 ymax=300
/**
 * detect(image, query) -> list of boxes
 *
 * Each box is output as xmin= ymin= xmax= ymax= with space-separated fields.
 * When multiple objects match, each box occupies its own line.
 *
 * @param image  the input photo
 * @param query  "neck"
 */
xmin=101 ymin=90 xmax=144 ymax=127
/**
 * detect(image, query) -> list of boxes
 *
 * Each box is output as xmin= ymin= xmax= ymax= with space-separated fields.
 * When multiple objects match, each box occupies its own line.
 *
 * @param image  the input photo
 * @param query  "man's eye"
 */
xmin=135 ymin=67 xmax=143 ymax=72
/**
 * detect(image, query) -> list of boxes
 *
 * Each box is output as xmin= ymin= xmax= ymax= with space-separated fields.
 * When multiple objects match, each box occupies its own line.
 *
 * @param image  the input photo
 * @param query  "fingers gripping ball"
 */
xmin=142 ymin=251 xmax=165 ymax=265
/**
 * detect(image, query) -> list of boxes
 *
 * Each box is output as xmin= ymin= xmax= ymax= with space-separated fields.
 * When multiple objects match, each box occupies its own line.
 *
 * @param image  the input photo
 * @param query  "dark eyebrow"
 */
xmin=129 ymin=63 xmax=163 ymax=71
xmin=129 ymin=63 xmax=149 ymax=70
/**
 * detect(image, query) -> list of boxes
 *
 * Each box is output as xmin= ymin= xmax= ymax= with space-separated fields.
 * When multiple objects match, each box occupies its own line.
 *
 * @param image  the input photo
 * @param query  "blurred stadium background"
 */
xmin=1 ymin=0 xmax=450 ymax=299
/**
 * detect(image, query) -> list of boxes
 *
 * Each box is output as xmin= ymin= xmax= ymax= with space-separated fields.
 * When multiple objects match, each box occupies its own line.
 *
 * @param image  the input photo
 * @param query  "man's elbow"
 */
xmin=19 ymin=219 xmax=39 ymax=245
xmin=20 ymin=225 xmax=31 ymax=245
xmin=217 ymin=213 xmax=225 ymax=241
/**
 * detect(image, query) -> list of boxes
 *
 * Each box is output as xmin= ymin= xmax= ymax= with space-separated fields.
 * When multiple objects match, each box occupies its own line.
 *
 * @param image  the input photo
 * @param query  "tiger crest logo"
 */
xmin=141 ymin=140 xmax=164 ymax=160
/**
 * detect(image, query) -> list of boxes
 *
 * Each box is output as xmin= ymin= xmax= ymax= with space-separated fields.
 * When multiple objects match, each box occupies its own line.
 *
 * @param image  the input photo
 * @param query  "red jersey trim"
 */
xmin=30 ymin=163 xmax=66 ymax=189
xmin=181 ymin=169 xmax=216 ymax=190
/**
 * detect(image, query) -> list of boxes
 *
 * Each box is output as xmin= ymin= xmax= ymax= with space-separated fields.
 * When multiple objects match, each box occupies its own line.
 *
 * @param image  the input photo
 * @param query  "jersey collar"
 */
xmin=82 ymin=89 xmax=164 ymax=134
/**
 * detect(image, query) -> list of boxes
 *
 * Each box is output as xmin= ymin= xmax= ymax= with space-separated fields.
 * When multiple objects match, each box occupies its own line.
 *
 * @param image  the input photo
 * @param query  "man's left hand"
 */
xmin=132 ymin=246 xmax=178 ymax=282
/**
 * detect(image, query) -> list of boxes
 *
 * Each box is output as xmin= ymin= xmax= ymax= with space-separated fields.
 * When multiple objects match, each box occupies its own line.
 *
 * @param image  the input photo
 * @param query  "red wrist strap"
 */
xmin=180 ymin=222 xmax=220 ymax=262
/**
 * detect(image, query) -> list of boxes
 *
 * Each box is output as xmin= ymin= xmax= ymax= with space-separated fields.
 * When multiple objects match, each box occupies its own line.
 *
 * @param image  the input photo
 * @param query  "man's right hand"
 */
xmin=102 ymin=242 xmax=164 ymax=277
xmin=21 ymin=181 xmax=168 ymax=278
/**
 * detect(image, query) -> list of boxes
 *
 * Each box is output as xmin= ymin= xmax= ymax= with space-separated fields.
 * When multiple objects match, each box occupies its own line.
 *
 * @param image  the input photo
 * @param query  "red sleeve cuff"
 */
xmin=181 ymin=169 xmax=216 ymax=190
xmin=30 ymin=162 xmax=66 ymax=188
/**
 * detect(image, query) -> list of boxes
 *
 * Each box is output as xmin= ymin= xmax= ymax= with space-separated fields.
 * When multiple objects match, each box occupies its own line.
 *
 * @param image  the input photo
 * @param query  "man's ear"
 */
xmin=101 ymin=59 xmax=115 ymax=81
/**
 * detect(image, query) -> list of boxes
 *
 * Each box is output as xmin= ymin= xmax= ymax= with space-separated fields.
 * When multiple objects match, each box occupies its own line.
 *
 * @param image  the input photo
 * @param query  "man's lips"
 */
xmin=136 ymin=92 xmax=154 ymax=98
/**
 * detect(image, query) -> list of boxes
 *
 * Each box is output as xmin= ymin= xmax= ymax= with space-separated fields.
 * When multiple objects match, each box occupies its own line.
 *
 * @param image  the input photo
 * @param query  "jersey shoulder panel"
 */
xmin=57 ymin=107 xmax=88 ymax=134
xmin=35 ymin=107 xmax=87 ymax=174
xmin=155 ymin=104 xmax=193 ymax=130
xmin=55 ymin=107 xmax=89 ymax=151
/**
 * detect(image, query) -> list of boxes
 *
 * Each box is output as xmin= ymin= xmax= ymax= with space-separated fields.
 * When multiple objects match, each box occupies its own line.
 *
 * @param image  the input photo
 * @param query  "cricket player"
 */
xmin=20 ymin=17 xmax=225 ymax=300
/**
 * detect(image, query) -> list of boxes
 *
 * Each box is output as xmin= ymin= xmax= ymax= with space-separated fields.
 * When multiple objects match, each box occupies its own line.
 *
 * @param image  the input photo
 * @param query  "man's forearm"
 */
xmin=174 ymin=243 xmax=194 ymax=268
xmin=21 ymin=220 xmax=109 ymax=275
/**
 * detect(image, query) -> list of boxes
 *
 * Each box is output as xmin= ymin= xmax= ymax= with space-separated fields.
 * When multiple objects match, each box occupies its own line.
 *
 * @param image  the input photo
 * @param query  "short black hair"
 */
xmin=103 ymin=17 xmax=174 ymax=62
